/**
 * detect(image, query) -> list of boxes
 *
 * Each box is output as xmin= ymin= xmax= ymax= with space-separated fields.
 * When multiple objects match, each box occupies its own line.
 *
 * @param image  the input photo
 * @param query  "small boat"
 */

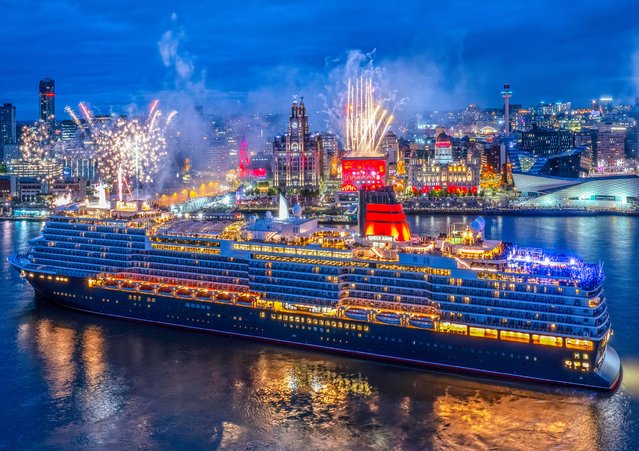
xmin=236 ymin=295 xmax=256 ymax=306
xmin=409 ymin=315 xmax=434 ymax=329
xmin=344 ymin=308 xmax=370 ymax=321
xmin=215 ymin=293 xmax=233 ymax=303
xmin=121 ymin=282 xmax=136 ymax=291
xmin=104 ymin=279 xmax=119 ymax=288
xmin=196 ymin=291 xmax=212 ymax=300
xmin=375 ymin=311 xmax=401 ymax=325
xmin=175 ymin=288 xmax=192 ymax=298
xmin=157 ymin=286 xmax=173 ymax=295
xmin=139 ymin=284 xmax=155 ymax=293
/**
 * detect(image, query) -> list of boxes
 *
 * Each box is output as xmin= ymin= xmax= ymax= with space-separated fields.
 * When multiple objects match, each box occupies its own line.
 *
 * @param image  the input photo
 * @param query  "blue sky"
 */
xmin=1 ymin=0 xmax=638 ymax=120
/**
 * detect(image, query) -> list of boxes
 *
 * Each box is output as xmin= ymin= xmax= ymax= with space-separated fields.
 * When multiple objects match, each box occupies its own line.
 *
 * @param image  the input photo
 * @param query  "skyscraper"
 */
xmin=0 ymin=103 xmax=17 ymax=162
xmin=39 ymin=78 xmax=55 ymax=132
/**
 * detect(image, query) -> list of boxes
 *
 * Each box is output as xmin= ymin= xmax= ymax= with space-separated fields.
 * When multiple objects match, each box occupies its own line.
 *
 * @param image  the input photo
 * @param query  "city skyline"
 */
xmin=2 ymin=0 xmax=639 ymax=120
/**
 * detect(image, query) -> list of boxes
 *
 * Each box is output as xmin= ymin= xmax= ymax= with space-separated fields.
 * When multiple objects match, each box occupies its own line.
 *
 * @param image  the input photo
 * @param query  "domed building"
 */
xmin=408 ymin=130 xmax=481 ymax=195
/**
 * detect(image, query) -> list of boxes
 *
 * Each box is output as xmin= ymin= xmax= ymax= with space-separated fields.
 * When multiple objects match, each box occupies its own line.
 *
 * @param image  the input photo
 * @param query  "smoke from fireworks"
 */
xmin=345 ymin=77 xmax=394 ymax=156
xmin=65 ymin=100 xmax=176 ymax=187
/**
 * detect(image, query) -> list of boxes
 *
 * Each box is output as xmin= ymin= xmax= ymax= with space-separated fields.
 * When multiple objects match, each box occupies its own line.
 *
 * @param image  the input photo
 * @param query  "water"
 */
xmin=1 ymin=216 xmax=637 ymax=450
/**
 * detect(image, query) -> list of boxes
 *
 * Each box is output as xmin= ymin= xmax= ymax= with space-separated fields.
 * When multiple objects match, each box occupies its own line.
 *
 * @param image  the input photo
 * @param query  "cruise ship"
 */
xmin=9 ymin=188 xmax=621 ymax=390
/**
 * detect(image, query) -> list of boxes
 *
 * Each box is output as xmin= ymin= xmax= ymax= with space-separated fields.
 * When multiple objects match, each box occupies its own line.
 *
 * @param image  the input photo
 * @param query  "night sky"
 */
xmin=1 ymin=0 xmax=639 ymax=120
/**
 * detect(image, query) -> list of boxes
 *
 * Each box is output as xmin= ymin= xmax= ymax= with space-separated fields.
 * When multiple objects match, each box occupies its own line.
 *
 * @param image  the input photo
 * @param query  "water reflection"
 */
xmin=15 ymin=307 xmax=631 ymax=449
xmin=433 ymin=389 xmax=598 ymax=450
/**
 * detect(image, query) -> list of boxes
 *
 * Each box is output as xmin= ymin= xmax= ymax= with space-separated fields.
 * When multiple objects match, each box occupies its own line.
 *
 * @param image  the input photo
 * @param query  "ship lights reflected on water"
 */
xmin=13 ymin=312 xmax=632 ymax=450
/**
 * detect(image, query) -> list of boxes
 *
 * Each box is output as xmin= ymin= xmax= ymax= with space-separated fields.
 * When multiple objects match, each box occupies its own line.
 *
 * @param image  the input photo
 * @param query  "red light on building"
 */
xmin=45 ymin=92 xmax=55 ymax=97
xmin=341 ymin=157 xmax=387 ymax=191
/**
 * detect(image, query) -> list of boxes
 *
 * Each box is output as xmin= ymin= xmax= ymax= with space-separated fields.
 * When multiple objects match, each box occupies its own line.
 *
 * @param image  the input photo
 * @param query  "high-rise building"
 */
xmin=595 ymin=123 xmax=626 ymax=168
xmin=272 ymin=99 xmax=320 ymax=191
xmin=39 ymin=78 xmax=55 ymax=132
xmin=0 ymin=103 xmax=17 ymax=162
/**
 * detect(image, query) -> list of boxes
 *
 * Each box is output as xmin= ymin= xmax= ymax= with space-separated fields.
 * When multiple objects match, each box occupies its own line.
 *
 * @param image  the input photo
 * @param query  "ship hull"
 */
xmin=23 ymin=272 xmax=622 ymax=391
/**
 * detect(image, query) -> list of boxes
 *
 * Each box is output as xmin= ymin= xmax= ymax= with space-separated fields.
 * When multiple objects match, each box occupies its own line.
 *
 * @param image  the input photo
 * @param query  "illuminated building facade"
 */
xmin=381 ymin=131 xmax=400 ymax=165
xmin=509 ymin=148 xmax=583 ymax=179
xmin=39 ymin=78 xmax=55 ymax=133
xmin=595 ymin=123 xmax=627 ymax=168
xmin=519 ymin=127 xmax=575 ymax=157
xmin=341 ymin=157 xmax=387 ymax=191
xmin=314 ymin=132 xmax=340 ymax=181
xmin=238 ymin=139 xmax=267 ymax=180
xmin=272 ymin=99 xmax=320 ymax=191
xmin=409 ymin=132 xmax=481 ymax=194
xmin=513 ymin=173 xmax=639 ymax=209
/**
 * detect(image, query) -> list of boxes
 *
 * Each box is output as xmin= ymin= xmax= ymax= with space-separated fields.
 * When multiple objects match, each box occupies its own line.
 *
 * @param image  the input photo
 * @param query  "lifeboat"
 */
xmin=236 ymin=295 xmax=256 ymax=306
xmin=375 ymin=311 xmax=401 ymax=325
xmin=196 ymin=290 xmax=212 ymax=300
xmin=215 ymin=292 xmax=233 ymax=303
xmin=344 ymin=308 xmax=370 ymax=321
xmin=139 ymin=284 xmax=154 ymax=293
xmin=409 ymin=315 xmax=435 ymax=329
xmin=157 ymin=286 xmax=173 ymax=295
xmin=104 ymin=279 xmax=119 ymax=288
xmin=175 ymin=288 xmax=192 ymax=298
xmin=121 ymin=281 xmax=136 ymax=291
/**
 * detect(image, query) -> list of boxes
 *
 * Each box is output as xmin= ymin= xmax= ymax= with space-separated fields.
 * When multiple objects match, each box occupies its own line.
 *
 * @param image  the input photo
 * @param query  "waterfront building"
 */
xmin=272 ymin=99 xmax=320 ymax=191
xmin=513 ymin=173 xmax=639 ymax=209
xmin=408 ymin=132 xmax=480 ymax=194
xmin=16 ymin=178 xmax=42 ymax=202
xmin=0 ymin=175 xmax=13 ymax=201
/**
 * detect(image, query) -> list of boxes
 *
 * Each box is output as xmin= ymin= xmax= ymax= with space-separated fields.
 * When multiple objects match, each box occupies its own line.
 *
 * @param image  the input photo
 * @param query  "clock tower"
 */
xmin=273 ymin=98 xmax=319 ymax=191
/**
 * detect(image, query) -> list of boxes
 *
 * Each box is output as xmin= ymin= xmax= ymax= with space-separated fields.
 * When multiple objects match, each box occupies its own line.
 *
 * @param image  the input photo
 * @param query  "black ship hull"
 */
xmin=21 ymin=272 xmax=622 ymax=391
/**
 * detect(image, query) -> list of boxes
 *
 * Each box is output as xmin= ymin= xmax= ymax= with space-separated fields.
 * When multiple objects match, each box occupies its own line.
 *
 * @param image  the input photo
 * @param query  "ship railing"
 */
xmin=102 ymin=272 xmax=248 ymax=293
xmin=338 ymin=298 xmax=440 ymax=318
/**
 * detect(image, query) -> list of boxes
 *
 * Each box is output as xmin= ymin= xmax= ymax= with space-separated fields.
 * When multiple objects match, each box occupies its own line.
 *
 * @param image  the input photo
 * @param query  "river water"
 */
xmin=0 ymin=216 xmax=637 ymax=450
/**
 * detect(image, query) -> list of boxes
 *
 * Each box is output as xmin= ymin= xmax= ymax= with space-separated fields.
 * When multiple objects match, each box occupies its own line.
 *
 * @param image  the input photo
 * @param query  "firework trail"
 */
xmin=65 ymin=100 xmax=176 ymax=187
xmin=345 ymin=77 xmax=394 ymax=156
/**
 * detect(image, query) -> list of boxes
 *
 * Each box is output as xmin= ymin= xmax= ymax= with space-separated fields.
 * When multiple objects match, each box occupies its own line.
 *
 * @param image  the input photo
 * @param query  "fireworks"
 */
xmin=19 ymin=120 xmax=63 ymax=185
xmin=65 ymin=100 xmax=176 ymax=188
xmin=345 ymin=77 xmax=394 ymax=156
